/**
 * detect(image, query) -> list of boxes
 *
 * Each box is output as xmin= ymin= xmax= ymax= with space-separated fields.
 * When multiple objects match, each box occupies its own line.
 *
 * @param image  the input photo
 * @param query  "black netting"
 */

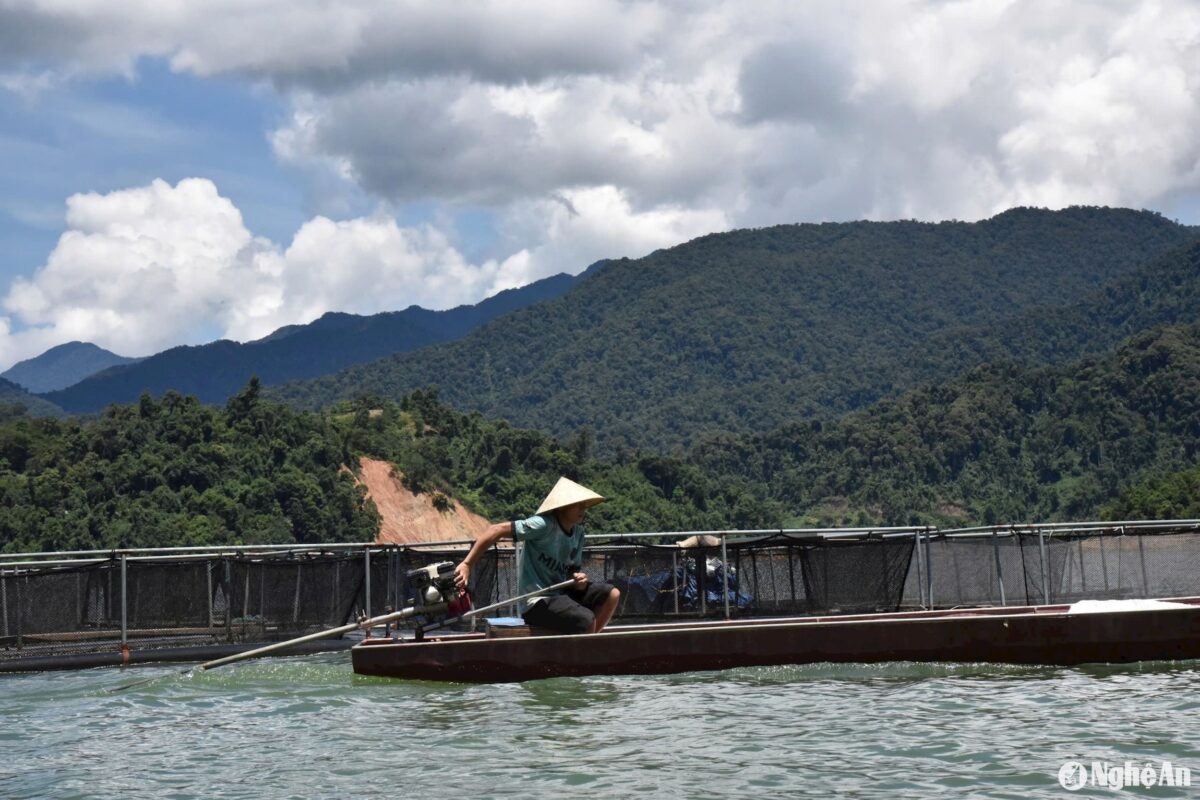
xmin=1 ymin=563 xmax=122 ymax=640
xmin=593 ymin=534 xmax=914 ymax=620
xmin=1033 ymin=531 xmax=1200 ymax=603
xmin=912 ymin=535 xmax=1029 ymax=608
xmin=733 ymin=545 xmax=806 ymax=616
xmin=588 ymin=546 xmax=683 ymax=619
xmin=5 ymin=527 xmax=1200 ymax=667
xmin=226 ymin=555 xmax=363 ymax=635
xmin=127 ymin=561 xmax=211 ymax=629
xmin=796 ymin=537 xmax=914 ymax=614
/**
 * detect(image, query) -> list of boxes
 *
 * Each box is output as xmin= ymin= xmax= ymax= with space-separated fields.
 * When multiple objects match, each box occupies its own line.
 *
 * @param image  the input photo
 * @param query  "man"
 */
xmin=453 ymin=476 xmax=620 ymax=634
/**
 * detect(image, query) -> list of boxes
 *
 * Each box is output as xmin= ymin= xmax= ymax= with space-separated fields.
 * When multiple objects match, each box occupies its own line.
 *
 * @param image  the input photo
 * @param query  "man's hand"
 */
xmin=572 ymin=571 xmax=588 ymax=588
xmin=454 ymin=562 xmax=471 ymax=591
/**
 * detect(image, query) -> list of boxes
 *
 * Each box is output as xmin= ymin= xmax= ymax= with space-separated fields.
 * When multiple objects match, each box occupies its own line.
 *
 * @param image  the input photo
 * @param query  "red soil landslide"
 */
xmin=354 ymin=457 xmax=492 ymax=544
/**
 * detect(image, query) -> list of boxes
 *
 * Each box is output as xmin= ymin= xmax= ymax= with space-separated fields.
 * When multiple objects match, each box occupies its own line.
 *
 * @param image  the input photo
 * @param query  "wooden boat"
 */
xmin=350 ymin=596 xmax=1200 ymax=683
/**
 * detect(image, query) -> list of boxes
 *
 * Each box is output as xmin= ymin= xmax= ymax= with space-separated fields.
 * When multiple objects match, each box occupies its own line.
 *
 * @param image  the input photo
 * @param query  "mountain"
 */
xmin=2 ymin=341 xmax=138 ymax=393
xmin=0 ymin=377 xmax=64 ymax=418
xmin=7 ymin=319 xmax=1200 ymax=553
xmin=270 ymin=206 xmax=1199 ymax=452
xmin=691 ymin=322 xmax=1200 ymax=526
xmin=43 ymin=266 xmax=599 ymax=413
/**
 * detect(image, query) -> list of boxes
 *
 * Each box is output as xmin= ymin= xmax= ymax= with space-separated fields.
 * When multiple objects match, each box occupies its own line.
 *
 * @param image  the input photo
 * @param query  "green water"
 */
xmin=3 ymin=656 xmax=1199 ymax=799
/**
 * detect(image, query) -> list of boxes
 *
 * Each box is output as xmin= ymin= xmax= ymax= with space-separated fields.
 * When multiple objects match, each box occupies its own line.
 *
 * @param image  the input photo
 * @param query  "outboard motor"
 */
xmin=405 ymin=562 xmax=473 ymax=636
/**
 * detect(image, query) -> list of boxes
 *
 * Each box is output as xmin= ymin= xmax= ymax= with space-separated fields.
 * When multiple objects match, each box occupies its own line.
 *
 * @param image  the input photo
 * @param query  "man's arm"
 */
xmin=453 ymin=521 xmax=514 ymax=590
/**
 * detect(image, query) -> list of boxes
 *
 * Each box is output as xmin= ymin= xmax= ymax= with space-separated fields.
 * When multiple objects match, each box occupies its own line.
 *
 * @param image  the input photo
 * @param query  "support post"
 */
xmin=388 ymin=549 xmax=395 ymax=613
xmin=1077 ymin=538 xmax=1087 ymax=594
xmin=206 ymin=562 xmax=214 ymax=627
xmin=1099 ymin=535 xmax=1110 ymax=592
xmin=671 ymin=550 xmax=679 ymax=615
xmin=924 ymin=530 xmax=934 ymax=608
xmin=1038 ymin=530 xmax=1050 ymax=604
xmin=224 ymin=558 xmax=232 ymax=642
xmin=120 ymin=555 xmax=128 ymax=650
xmin=293 ymin=563 xmax=302 ymax=624
xmin=914 ymin=530 xmax=926 ymax=609
xmin=14 ymin=574 xmax=23 ymax=650
xmin=1 ymin=572 xmax=7 ymax=638
xmin=1137 ymin=533 xmax=1150 ymax=597
xmin=991 ymin=531 xmax=1006 ymax=607
xmin=721 ymin=533 xmax=730 ymax=620
xmin=787 ymin=545 xmax=797 ymax=608
xmin=364 ymin=548 xmax=371 ymax=620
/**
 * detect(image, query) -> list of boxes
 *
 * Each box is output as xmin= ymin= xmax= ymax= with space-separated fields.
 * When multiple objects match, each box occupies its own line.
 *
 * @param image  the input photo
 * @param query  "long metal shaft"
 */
xmin=195 ymin=609 xmax=420 ymax=672
xmin=196 ymin=578 xmax=577 ymax=673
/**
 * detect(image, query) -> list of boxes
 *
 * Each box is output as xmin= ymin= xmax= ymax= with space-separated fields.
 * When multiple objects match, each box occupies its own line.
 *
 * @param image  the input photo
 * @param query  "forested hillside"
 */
xmin=5 ymin=320 xmax=1200 ymax=554
xmin=271 ymin=207 xmax=1197 ymax=452
xmin=0 ymin=380 xmax=380 ymax=553
xmin=912 ymin=238 xmax=1200 ymax=374
xmin=691 ymin=324 xmax=1200 ymax=526
xmin=0 ymin=378 xmax=63 ymax=418
xmin=0 ymin=381 xmax=773 ymax=554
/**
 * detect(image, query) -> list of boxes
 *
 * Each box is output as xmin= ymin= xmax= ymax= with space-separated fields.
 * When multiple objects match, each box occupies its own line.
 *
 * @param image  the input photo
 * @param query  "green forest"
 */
xmin=4 ymin=207 xmax=1200 ymax=554
xmin=4 ymin=320 xmax=1200 ymax=554
xmin=0 ymin=381 xmax=776 ymax=553
xmin=692 ymin=323 xmax=1200 ymax=526
xmin=0 ymin=380 xmax=379 ymax=553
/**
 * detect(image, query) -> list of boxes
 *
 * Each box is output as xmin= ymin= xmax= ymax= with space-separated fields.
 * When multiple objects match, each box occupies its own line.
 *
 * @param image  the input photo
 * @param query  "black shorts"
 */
xmin=522 ymin=581 xmax=615 ymax=634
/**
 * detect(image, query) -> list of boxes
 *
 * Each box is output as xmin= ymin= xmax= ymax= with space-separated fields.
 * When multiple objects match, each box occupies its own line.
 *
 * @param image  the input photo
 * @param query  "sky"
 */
xmin=1 ymin=0 xmax=1199 ymax=371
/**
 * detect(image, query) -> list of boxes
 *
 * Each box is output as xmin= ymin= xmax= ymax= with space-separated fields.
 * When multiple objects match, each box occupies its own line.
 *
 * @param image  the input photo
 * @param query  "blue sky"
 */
xmin=1 ymin=60 xmax=304 ymax=276
xmin=1 ymin=0 xmax=1199 ymax=370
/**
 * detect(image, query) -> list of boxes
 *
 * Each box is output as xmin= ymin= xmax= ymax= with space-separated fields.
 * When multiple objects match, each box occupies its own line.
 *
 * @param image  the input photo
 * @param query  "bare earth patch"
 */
xmin=353 ymin=457 xmax=492 ymax=544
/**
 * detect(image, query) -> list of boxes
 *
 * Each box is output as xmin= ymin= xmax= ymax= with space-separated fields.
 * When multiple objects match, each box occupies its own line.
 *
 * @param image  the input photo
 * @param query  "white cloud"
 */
xmin=495 ymin=186 xmax=729 ymax=287
xmin=0 ymin=177 xmax=712 ymax=370
xmin=0 ymin=0 xmax=657 ymax=86
xmin=1 ymin=178 xmax=270 ymax=366
xmin=5 ymin=1 xmax=1200 ymax=224
xmin=253 ymin=0 xmax=1200 ymax=228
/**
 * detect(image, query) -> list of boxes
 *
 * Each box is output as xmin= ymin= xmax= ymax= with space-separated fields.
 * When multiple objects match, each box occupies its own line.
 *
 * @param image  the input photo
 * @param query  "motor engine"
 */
xmin=406 ymin=561 xmax=472 ymax=619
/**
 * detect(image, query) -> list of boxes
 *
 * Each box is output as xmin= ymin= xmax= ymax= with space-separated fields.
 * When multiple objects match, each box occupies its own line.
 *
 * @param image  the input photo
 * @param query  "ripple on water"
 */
xmin=3 ymin=655 xmax=1200 ymax=799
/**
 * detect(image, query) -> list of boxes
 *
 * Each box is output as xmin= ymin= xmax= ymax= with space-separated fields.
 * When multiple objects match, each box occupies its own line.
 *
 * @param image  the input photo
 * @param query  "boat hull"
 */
xmin=350 ymin=598 xmax=1200 ymax=683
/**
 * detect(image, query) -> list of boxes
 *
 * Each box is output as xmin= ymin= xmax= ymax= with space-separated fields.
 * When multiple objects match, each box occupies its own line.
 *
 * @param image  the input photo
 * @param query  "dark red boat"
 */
xmin=351 ymin=596 xmax=1200 ymax=683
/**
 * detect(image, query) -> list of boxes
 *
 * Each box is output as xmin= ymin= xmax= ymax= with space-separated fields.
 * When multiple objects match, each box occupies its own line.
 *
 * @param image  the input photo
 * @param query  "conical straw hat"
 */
xmin=536 ymin=476 xmax=606 ymax=515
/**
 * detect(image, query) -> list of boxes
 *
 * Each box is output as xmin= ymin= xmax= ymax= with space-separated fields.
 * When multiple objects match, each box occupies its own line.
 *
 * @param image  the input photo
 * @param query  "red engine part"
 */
xmin=447 ymin=589 xmax=473 ymax=617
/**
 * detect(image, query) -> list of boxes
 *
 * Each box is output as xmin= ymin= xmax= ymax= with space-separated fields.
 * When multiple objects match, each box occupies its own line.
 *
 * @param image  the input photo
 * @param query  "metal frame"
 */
xmin=4 ymin=519 xmax=1200 ymax=657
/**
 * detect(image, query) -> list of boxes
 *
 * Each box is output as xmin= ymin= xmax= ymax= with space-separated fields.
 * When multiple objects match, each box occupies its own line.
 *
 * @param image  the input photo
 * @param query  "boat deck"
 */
xmin=351 ymin=596 xmax=1200 ymax=683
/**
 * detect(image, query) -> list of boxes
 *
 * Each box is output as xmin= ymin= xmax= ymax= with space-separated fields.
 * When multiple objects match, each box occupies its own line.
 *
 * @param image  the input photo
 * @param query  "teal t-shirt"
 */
xmin=513 ymin=513 xmax=584 ymax=602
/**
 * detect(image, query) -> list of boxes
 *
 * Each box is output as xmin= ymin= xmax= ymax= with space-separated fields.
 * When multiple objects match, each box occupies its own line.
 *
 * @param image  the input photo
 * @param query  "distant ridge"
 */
xmin=0 ymin=376 xmax=64 ymax=417
xmin=2 ymin=341 xmax=138 ymax=393
xmin=44 ymin=265 xmax=604 ymax=413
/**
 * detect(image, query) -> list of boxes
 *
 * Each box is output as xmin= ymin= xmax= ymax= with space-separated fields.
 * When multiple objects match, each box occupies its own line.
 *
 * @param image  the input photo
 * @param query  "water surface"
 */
xmin=3 ymin=656 xmax=1198 ymax=798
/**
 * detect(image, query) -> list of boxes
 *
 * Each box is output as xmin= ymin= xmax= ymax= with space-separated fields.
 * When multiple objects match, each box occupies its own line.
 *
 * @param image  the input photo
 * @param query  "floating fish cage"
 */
xmin=3 ymin=519 xmax=1199 ymax=672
